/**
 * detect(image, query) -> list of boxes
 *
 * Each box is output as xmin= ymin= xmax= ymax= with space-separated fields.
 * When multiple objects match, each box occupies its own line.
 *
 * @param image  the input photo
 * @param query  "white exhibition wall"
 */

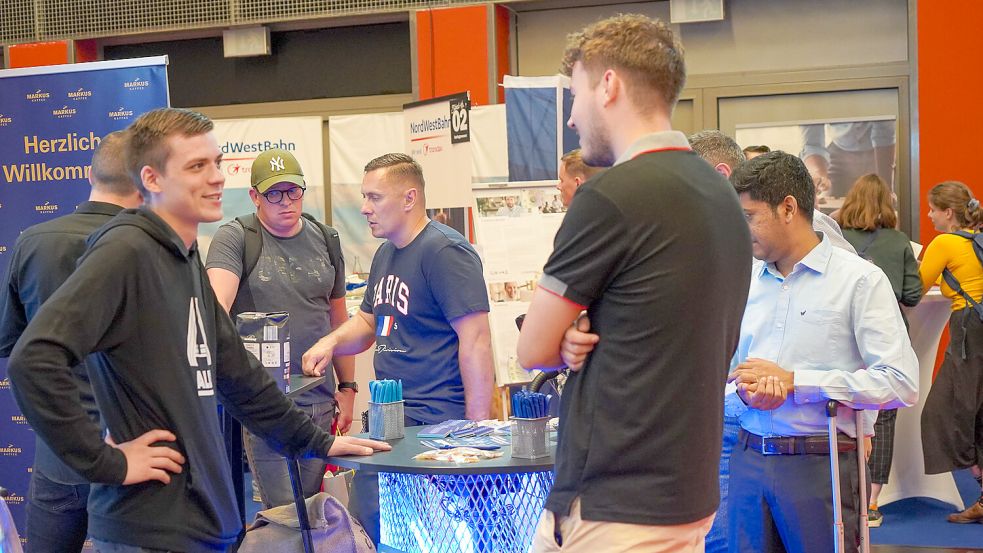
xmin=328 ymin=104 xmax=509 ymax=272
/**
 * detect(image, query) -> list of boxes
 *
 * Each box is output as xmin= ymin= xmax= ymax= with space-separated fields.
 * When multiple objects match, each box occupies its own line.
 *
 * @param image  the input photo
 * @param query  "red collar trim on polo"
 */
xmin=631 ymin=146 xmax=692 ymax=159
xmin=540 ymin=285 xmax=587 ymax=310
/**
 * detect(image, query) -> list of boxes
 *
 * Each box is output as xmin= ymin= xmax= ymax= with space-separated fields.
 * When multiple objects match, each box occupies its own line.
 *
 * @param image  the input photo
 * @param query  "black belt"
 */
xmin=740 ymin=429 xmax=857 ymax=456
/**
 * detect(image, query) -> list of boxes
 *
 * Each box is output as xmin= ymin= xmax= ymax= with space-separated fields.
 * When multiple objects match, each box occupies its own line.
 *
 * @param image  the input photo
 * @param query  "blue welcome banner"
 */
xmin=0 ymin=56 xmax=169 ymax=541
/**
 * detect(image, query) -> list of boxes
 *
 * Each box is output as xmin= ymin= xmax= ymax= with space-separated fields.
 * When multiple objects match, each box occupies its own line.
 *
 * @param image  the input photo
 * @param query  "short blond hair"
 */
xmin=560 ymin=149 xmax=604 ymax=180
xmin=561 ymin=14 xmax=686 ymax=110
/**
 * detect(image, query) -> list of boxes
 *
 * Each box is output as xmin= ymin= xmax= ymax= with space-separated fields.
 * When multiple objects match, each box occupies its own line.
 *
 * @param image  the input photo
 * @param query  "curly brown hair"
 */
xmin=560 ymin=14 xmax=686 ymax=110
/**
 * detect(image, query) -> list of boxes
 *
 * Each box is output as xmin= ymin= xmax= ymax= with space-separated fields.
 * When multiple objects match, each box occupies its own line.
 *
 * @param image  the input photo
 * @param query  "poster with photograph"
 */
xmin=487 ymin=301 xmax=530 ymax=386
xmin=735 ymin=117 xmax=897 ymax=215
xmin=474 ymin=188 xmax=565 ymax=281
xmin=426 ymin=207 xmax=469 ymax=239
xmin=472 ymin=184 xmax=566 ymax=385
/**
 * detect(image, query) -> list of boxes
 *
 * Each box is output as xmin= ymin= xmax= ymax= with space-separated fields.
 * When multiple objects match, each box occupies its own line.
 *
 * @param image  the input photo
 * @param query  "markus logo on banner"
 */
xmin=0 ymin=56 xmax=170 ymax=536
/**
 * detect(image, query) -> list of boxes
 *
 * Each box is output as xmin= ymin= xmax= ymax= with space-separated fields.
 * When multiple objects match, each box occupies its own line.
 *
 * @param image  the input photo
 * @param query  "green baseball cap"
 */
xmin=251 ymin=148 xmax=306 ymax=193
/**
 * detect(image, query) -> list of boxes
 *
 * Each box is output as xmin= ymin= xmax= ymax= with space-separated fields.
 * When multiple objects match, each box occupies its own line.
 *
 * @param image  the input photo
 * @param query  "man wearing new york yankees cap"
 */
xmin=206 ymin=147 xmax=357 ymax=509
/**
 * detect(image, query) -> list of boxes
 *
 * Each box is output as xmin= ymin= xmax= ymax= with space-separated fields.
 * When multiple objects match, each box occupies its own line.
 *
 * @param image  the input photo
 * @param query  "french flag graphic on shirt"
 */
xmin=377 ymin=315 xmax=396 ymax=337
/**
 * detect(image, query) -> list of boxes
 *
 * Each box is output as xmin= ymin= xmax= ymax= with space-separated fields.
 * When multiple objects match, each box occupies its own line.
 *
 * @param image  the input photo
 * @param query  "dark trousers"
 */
xmin=728 ymin=433 xmax=866 ymax=553
xmin=922 ymin=308 xmax=983 ymax=474
xmin=26 ymin=471 xmax=89 ymax=553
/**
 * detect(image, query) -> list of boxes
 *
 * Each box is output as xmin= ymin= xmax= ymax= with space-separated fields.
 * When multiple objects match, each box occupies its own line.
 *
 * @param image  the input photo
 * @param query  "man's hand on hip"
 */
xmin=110 ymin=429 xmax=186 ymax=485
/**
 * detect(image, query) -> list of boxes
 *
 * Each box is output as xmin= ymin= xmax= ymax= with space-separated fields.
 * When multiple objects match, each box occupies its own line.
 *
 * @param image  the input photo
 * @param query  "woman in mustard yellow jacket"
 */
xmin=919 ymin=180 xmax=983 ymax=523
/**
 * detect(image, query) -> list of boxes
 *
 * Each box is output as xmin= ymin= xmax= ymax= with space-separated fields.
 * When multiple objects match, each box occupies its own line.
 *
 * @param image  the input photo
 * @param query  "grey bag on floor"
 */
xmin=239 ymin=492 xmax=375 ymax=553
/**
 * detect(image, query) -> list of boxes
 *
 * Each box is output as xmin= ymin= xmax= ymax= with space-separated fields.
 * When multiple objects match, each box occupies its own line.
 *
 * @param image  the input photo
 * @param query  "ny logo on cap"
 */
xmin=270 ymin=156 xmax=285 ymax=172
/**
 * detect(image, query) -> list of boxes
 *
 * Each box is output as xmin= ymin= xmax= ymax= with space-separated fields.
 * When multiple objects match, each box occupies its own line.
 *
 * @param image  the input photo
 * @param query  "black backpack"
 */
xmin=940 ymin=230 xmax=983 ymax=321
xmin=231 ymin=212 xmax=344 ymax=311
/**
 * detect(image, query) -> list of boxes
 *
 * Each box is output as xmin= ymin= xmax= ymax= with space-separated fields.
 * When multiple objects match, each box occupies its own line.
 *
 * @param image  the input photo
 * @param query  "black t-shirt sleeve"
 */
xmin=427 ymin=243 xmax=490 ymax=322
xmin=541 ymin=188 xmax=629 ymax=307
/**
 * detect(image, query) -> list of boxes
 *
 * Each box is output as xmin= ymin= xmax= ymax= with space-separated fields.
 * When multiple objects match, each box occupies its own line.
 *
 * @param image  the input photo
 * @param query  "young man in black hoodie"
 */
xmin=7 ymin=108 xmax=389 ymax=553
xmin=0 ymin=130 xmax=142 ymax=553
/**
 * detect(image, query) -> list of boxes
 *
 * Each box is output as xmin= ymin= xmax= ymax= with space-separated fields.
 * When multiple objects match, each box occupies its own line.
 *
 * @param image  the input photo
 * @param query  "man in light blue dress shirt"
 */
xmin=688 ymin=130 xmax=859 ymax=553
xmin=725 ymin=151 xmax=918 ymax=553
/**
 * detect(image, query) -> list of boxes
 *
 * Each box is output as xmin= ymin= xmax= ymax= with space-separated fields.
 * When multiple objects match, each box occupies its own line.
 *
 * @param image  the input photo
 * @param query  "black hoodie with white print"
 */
xmin=9 ymin=207 xmax=334 ymax=552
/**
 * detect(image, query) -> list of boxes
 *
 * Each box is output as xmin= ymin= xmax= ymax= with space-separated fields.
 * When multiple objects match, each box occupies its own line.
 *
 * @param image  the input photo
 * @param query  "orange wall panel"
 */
xmin=494 ymin=4 xmax=510 ymax=104
xmin=917 ymin=1 xmax=983 ymax=246
xmin=7 ymin=41 xmax=70 ymax=68
xmin=917 ymin=1 xmax=983 ymax=375
xmin=416 ymin=5 xmax=491 ymax=104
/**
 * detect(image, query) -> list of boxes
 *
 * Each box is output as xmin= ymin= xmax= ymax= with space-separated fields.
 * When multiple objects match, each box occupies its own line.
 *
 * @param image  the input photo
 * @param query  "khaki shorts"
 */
xmin=532 ymin=497 xmax=714 ymax=553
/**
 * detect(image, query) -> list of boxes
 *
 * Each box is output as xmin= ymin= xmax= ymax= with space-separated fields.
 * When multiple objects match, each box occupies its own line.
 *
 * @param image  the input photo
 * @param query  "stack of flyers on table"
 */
xmin=417 ymin=419 xmax=513 ymax=450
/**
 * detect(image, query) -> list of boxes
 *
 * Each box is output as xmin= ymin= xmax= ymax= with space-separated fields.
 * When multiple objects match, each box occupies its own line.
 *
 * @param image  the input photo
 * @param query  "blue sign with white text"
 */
xmin=0 ymin=57 xmax=169 ymax=541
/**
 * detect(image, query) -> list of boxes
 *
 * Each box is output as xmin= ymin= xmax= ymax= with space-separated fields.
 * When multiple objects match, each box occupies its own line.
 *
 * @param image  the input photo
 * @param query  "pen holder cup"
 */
xmin=511 ymin=416 xmax=550 ymax=459
xmin=368 ymin=401 xmax=405 ymax=441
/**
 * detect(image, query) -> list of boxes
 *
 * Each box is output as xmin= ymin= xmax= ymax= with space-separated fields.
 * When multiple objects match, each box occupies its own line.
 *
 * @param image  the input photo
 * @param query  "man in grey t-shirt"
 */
xmin=206 ymin=148 xmax=355 ymax=509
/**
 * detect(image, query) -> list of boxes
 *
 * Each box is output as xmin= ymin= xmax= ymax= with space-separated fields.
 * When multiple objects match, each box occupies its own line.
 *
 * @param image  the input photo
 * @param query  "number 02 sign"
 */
xmin=450 ymin=93 xmax=471 ymax=144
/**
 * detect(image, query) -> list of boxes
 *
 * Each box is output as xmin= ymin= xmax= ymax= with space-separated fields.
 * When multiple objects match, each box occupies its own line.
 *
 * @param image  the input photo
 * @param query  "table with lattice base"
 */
xmin=328 ymin=434 xmax=555 ymax=553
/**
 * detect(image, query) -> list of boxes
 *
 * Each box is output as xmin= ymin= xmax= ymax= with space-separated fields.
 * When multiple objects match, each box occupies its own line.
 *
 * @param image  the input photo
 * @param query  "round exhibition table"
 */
xmin=880 ymin=290 xmax=963 ymax=509
xmin=328 ymin=433 xmax=555 ymax=553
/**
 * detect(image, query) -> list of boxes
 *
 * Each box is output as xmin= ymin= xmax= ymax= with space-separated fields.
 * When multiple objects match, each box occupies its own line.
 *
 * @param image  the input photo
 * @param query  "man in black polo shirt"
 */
xmin=0 ymin=131 xmax=143 ymax=553
xmin=517 ymin=14 xmax=752 ymax=552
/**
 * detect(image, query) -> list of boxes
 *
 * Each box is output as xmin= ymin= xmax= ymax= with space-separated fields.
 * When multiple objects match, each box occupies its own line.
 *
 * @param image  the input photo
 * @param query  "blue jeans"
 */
xmin=705 ymin=415 xmax=741 ymax=553
xmin=92 ymin=540 xmax=171 ymax=553
xmin=348 ymin=415 xmax=424 ymax=545
xmin=26 ymin=470 xmax=89 ymax=553
xmin=243 ymin=401 xmax=335 ymax=509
